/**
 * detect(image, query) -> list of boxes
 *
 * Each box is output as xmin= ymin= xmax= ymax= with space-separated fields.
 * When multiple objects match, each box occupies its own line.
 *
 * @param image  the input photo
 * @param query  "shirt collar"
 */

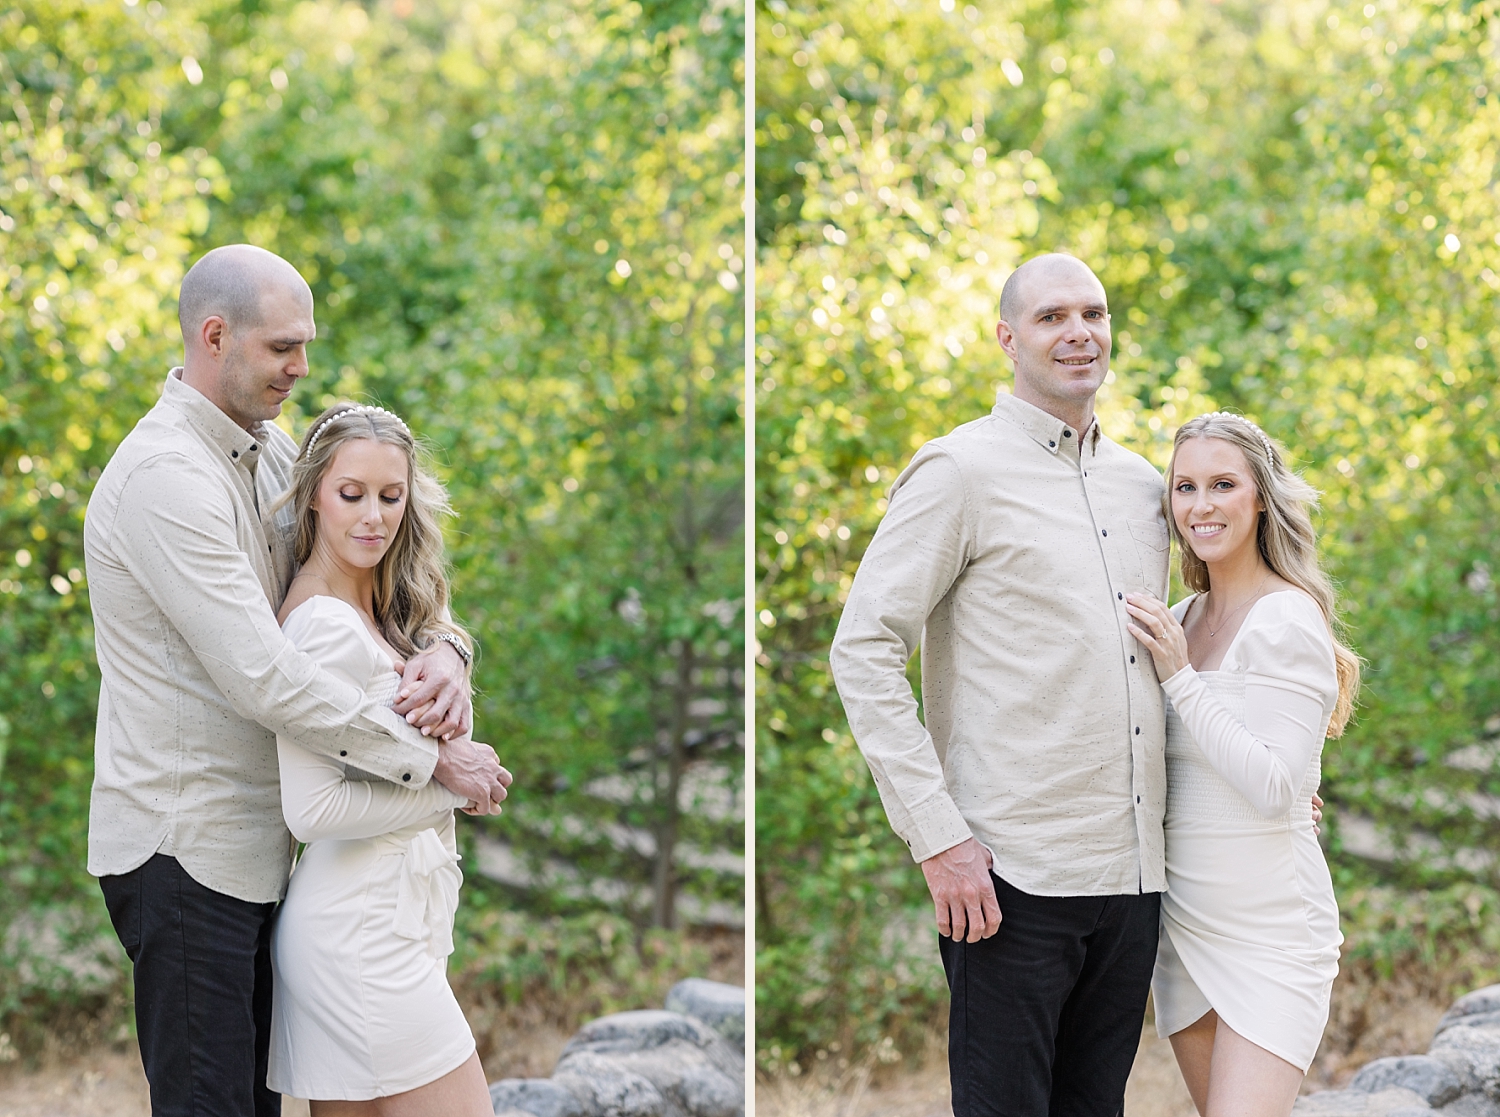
xmin=991 ymin=392 xmax=1103 ymax=456
xmin=162 ymin=368 xmax=266 ymax=466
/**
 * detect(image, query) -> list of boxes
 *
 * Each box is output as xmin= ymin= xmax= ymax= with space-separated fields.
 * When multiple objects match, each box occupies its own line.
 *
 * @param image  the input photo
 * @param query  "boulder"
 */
xmin=1429 ymin=1019 xmax=1500 ymax=1099
xmin=554 ymin=1010 xmax=743 ymax=1117
xmin=665 ymin=978 xmax=746 ymax=1049
xmin=489 ymin=1078 xmax=585 ymax=1117
xmin=488 ymin=1004 xmax=744 ymax=1117
xmin=1350 ymin=1056 xmax=1464 ymax=1106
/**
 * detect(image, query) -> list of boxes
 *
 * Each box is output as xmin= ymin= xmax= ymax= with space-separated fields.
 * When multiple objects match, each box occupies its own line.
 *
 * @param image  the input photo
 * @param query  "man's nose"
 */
xmin=287 ymin=347 xmax=310 ymax=379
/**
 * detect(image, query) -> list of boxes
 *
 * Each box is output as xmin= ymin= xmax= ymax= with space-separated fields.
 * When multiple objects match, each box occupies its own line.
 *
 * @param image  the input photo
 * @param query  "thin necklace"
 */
xmin=1205 ymin=572 xmax=1272 ymax=637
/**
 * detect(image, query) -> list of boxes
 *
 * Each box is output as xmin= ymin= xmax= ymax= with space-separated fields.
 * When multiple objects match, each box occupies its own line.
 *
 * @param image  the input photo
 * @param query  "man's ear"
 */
xmin=995 ymin=319 xmax=1018 ymax=360
xmin=201 ymin=315 xmax=228 ymax=358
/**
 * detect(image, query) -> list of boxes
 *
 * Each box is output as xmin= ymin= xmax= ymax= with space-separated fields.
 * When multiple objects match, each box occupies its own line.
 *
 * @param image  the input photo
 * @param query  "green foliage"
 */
xmin=756 ymin=0 xmax=1500 ymax=1063
xmin=0 ymin=0 xmax=743 ymax=1042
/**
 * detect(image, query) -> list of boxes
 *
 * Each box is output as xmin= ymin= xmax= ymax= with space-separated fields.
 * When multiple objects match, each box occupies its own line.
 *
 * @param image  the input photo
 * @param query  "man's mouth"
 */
xmin=1055 ymin=355 xmax=1096 ymax=367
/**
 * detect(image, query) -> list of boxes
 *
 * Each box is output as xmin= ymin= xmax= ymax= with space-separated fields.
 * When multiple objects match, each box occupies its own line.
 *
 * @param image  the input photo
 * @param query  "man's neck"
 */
xmin=178 ymin=361 xmax=260 ymax=435
xmin=1011 ymin=384 xmax=1096 ymax=433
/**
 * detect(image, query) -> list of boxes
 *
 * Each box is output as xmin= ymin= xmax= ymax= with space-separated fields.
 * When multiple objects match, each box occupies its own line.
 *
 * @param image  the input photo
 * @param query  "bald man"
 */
xmin=85 ymin=245 xmax=509 ymax=1117
xmin=831 ymin=254 xmax=1171 ymax=1115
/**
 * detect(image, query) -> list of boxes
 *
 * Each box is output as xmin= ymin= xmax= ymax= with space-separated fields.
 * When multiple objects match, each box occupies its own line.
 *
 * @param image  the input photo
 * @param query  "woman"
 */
xmin=1124 ymin=412 xmax=1360 ymax=1116
xmin=266 ymin=403 xmax=493 ymax=1116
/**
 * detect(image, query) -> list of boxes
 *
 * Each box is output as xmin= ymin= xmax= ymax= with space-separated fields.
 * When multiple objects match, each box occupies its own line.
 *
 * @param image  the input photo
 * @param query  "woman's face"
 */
xmin=311 ymin=438 xmax=409 ymax=570
xmin=1170 ymin=435 xmax=1264 ymax=567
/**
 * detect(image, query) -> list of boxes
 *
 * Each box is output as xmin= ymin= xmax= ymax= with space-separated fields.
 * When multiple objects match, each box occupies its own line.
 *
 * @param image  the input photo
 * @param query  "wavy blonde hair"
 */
xmin=284 ymin=403 xmax=473 ymax=663
xmin=1168 ymin=413 xmax=1360 ymax=736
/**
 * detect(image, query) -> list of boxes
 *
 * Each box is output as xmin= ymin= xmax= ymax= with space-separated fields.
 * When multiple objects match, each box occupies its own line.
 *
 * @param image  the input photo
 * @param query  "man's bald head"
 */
xmin=178 ymin=244 xmax=310 ymax=340
xmin=998 ymin=253 xmax=1103 ymax=325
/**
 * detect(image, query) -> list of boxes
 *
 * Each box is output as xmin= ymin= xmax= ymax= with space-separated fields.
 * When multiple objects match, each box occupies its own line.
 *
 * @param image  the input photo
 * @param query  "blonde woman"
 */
xmin=1124 ymin=412 xmax=1359 ymax=1116
xmin=266 ymin=404 xmax=500 ymax=1116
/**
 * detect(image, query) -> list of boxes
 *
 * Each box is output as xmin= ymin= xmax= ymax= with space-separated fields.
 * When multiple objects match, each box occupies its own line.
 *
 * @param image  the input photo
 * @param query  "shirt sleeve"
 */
xmin=276 ymin=601 xmax=468 ymax=842
xmin=108 ymin=454 xmax=438 ymax=787
xmin=829 ymin=447 xmax=975 ymax=863
xmin=1159 ymin=594 xmax=1337 ymax=818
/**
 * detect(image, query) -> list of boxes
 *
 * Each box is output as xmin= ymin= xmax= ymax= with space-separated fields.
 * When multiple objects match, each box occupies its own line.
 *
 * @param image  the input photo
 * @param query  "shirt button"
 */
xmin=1135 ymin=727 xmax=1141 ymax=735
xmin=1063 ymin=429 xmax=1073 ymax=438
xmin=402 ymin=773 xmax=411 ymax=782
xmin=1136 ymin=795 xmax=1142 ymax=804
xmin=231 ymin=450 xmax=238 ymax=459
xmin=1101 ymin=529 xmax=1108 ymax=537
xmin=340 ymin=750 xmax=347 ymax=757
xmin=1117 ymin=592 xmax=1123 ymax=600
xmin=1049 ymin=440 xmax=1057 ymax=448
xmin=1130 ymin=655 xmax=1136 ymax=664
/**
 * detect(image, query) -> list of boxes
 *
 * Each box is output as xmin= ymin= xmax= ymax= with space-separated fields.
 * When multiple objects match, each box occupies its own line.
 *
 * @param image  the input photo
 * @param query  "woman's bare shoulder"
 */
xmin=277 ymin=573 xmax=334 ymax=626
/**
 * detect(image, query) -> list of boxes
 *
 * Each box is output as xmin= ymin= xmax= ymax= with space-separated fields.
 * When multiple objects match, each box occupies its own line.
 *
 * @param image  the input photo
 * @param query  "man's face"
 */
xmin=995 ymin=264 xmax=1111 ymax=418
xmin=217 ymin=284 xmax=316 ymax=430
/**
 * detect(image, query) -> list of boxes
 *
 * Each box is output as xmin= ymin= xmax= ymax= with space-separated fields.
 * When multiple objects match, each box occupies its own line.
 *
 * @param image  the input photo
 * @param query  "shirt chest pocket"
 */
xmin=1126 ymin=518 xmax=1170 ymax=599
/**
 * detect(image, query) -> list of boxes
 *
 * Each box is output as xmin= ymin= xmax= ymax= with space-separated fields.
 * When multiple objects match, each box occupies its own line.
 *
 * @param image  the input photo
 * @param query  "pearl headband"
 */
xmin=1197 ymin=411 xmax=1276 ymax=466
xmin=304 ymin=405 xmax=411 ymax=459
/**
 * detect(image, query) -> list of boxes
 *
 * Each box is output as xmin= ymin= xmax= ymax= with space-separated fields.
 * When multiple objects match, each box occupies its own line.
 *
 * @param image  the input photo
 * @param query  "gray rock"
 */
xmin=1439 ymin=1095 xmax=1500 ymax=1117
xmin=552 ymin=1052 xmax=668 ymax=1117
xmin=554 ymin=1010 xmax=743 ymax=1117
xmin=1438 ymin=987 xmax=1500 ymax=1030
xmin=1351 ymin=1056 xmax=1463 ymax=1106
xmin=1293 ymin=1086 xmax=1432 ymax=1115
xmin=664 ymin=979 xmax=746 ymax=1050
xmin=1439 ymin=1013 xmax=1500 ymax=1041
xmin=489 ymin=1077 xmax=586 ymax=1117
xmin=1430 ymin=1022 xmax=1500 ymax=1099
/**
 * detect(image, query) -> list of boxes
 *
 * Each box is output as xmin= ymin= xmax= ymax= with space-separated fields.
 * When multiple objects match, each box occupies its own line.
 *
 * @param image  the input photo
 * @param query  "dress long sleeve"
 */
xmin=1159 ymin=592 xmax=1338 ymax=819
xmin=276 ymin=598 xmax=469 ymax=843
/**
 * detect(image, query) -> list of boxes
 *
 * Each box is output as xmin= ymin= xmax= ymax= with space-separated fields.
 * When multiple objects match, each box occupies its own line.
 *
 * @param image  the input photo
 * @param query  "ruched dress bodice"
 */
xmin=1152 ymin=591 xmax=1343 ymax=1072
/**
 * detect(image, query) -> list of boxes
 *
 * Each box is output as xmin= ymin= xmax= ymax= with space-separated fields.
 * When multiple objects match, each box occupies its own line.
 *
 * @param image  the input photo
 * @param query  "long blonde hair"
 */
xmin=284 ymin=403 xmax=473 ymax=663
xmin=1168 ymin=413 xmax=1360 ymax=736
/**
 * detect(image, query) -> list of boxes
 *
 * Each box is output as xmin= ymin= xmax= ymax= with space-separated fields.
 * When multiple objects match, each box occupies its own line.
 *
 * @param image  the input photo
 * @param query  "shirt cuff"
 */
xmin=900 ymin=793 xmax=974 ymax=864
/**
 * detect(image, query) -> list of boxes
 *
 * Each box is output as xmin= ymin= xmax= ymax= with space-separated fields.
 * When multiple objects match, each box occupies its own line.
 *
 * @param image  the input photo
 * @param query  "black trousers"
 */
xmin=940 ymin=873 xmax=1161 ymax=1117
xmin=100 ymin=854 xmax=280 ymax=1117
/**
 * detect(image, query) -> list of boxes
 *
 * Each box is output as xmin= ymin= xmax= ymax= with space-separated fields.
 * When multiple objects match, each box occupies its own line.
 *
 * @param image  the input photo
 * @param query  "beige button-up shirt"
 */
xmin=830 ymin=392 xmax=1170 ymax=896
xmin=85 ymin=370 xmax=439 ymax=903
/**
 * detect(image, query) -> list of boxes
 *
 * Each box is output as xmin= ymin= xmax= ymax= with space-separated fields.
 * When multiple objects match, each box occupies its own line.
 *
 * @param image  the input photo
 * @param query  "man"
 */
xmin=85 ymin=245 xmax=510 ymax=1117
xmin=830 ymin=254 xmax=1170 ymax=1116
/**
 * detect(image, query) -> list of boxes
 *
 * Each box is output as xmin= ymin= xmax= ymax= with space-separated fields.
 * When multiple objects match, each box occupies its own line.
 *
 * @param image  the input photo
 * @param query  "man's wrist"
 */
xmin=430 ymin=631 xmax=472 ymax=670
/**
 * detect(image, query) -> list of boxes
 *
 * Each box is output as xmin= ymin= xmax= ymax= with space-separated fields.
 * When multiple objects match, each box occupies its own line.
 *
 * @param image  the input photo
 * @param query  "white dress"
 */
xmin=1151 ymin=590 xmax=1343 ymax=1072
xmin=267 ymin=596 xmax=475 ymax=1100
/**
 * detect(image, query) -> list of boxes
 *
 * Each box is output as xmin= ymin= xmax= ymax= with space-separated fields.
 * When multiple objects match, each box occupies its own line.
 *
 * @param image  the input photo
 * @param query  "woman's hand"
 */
xmin=1125 ymin=593 xmax=1191 ymax=681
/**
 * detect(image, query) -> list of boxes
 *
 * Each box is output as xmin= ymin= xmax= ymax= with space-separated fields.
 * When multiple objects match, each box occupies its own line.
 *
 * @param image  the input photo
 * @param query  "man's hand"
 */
xmin=394 ymin=641 xmax=472 ymax=741
xmin=921 ymin=837 xmax=1002 ymax=943
xmin=432 ymin=738 xmax=511 ymax=815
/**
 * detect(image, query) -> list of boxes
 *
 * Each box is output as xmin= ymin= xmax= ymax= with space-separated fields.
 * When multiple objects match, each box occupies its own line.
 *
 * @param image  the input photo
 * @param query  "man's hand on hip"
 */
xmin=921 ymin=837 xmax=1002 ymax=943
xmin=432 ymin=739 xmax=512 ymax=816
xmin=394 ymin=640 xmax=472 ymax=741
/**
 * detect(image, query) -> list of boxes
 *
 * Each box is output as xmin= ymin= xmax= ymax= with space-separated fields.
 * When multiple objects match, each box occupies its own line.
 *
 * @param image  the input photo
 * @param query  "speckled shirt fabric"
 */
xmin=84 ymin=370 xmax=438 ymax=904
xmin=831 ymin=391 xmax=1171 ymax=896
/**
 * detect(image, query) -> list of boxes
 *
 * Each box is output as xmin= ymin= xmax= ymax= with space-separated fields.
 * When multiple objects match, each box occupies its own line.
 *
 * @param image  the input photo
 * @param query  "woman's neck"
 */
xmin=300 ymin=547 xmax=376 ymax=619
xmin=1204 ymin=548 xmax=1273 ymax=608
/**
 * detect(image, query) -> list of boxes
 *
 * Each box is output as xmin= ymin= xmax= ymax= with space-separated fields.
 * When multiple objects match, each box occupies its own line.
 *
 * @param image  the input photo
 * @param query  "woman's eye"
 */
xmin=380 ymin=494 xmax=403 ymax=504
xmin=339 ymin=491 xmax=361 ymax=502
